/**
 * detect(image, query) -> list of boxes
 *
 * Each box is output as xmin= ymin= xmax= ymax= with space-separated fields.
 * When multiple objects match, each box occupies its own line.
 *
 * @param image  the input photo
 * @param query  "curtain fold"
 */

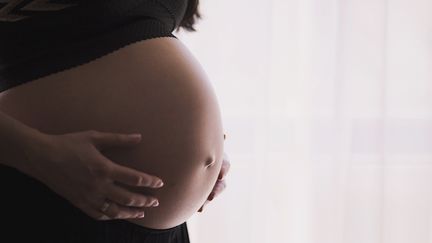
xmin=177 ymin=0 xmax=432 ymax=242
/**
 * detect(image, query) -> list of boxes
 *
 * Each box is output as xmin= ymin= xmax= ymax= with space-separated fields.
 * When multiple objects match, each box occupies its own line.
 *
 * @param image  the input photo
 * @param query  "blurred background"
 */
xmin=176 ymin=0 xmax=432 ymax=242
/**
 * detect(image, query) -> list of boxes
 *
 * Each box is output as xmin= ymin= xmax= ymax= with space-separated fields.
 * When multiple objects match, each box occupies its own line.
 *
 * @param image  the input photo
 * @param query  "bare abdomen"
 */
xmin=0 ymin=37 xmax=225 ymax=229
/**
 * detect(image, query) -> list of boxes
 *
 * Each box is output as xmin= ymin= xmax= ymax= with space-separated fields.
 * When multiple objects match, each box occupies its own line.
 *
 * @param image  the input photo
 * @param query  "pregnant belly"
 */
xmin=0 ymin=37 xmax=225 ymax=229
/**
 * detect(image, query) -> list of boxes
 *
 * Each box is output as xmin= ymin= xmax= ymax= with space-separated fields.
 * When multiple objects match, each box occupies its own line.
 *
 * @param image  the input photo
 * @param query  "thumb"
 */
xmin=90 ymin=131 xmax=142 ymax=150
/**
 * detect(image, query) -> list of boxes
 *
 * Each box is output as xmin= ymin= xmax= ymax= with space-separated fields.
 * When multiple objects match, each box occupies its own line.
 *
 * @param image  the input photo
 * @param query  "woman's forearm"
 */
xmin=0 ymin=110 xmax=46 ymax=172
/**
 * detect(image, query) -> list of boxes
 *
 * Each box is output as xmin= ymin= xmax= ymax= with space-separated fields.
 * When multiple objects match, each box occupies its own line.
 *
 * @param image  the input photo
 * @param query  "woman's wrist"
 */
xmin=11 ymin=126 xmax=52 ymax=176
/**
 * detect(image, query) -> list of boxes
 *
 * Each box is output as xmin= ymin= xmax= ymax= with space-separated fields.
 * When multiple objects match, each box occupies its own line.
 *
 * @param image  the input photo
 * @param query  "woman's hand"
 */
xmin=23 ymin=130 xmax=164 ymax=221
xmin=198 ymin=151 xmax=231 ymax=212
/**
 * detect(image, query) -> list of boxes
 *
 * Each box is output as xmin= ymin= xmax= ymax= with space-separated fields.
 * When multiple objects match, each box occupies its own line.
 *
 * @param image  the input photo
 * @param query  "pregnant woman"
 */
xmin=0 ymin=0 xmax=230 ymax=242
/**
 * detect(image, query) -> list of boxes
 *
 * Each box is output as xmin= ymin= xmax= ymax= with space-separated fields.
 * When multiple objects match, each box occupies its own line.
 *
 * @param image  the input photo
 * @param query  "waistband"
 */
xmin=118 ymin=220 xmax=186 ymax=234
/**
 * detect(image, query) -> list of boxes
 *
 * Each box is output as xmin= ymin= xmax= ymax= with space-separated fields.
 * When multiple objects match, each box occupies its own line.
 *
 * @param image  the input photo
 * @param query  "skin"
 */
xmin=0 ymin=37 xmax=229 ymax=229
xmin=198 ymin=151 xmax=230 ymax=212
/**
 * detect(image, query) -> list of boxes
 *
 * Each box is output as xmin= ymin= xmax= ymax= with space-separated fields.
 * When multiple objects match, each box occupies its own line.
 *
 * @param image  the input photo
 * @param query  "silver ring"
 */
xmin=100 ymin=201 xmax=111 ymax=213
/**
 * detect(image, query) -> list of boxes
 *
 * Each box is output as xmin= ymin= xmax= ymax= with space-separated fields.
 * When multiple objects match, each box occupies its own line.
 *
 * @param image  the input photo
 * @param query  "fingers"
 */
xmin=91 ymin=151 xmax=164 ymax=188
xmin=198 ymin=180 xmax=227 ymax=213
xmin=198 ymin=152 xmax=231 ymax=213
xmin=94 ymin=183 xmax=160 ymax=220
xmin=218 ymin=153 xmax=231 ymax=180
xmin=83 ymin=206 xmax=111 ymax=221
xmin=209 ymin=180 xmax=226 ymax=201
xmin=87 ymin=130 xmax=165 ymax=187
xmin=109 ymin=161 xmax=164 ymax=188
xmin=97 ymin=201 xmax=146 ymax=220
xmin=107 ymin=184 xmax=160 ymax=208
xmin=90 ymin=131 xmax=143 ymax=151
xmin=198 ymin=205 xmax=204 ymax=213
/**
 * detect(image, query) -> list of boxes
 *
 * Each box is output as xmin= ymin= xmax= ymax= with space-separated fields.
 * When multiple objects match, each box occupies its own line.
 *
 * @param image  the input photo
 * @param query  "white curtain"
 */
xmin=176 ymin=0 xmax=432 ymax=242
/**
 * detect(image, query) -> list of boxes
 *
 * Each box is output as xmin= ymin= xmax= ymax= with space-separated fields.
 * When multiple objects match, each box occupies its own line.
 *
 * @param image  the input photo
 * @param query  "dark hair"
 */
xmin=175 ymin=0 xmax=201 ymax=32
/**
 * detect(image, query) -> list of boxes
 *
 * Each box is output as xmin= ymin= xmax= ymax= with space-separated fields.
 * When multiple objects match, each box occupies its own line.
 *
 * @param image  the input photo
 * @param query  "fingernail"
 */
xmin=155 ymin=180 xmax=164 ymax=187
xmin=130 ymin=134 xmax=142 ymax=139
xmin=138 ymin=212 xmax=145 ymax=218
xmin=137 ymin=177 xmax=143 ymax=186
xmin=152 ymin=200 xmax=159 ymax=207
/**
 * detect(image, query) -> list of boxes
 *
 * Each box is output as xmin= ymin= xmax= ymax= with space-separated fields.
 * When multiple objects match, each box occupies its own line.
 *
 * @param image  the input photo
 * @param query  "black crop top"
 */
xmin=0 ymin=0 xmax=188 ymax=93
